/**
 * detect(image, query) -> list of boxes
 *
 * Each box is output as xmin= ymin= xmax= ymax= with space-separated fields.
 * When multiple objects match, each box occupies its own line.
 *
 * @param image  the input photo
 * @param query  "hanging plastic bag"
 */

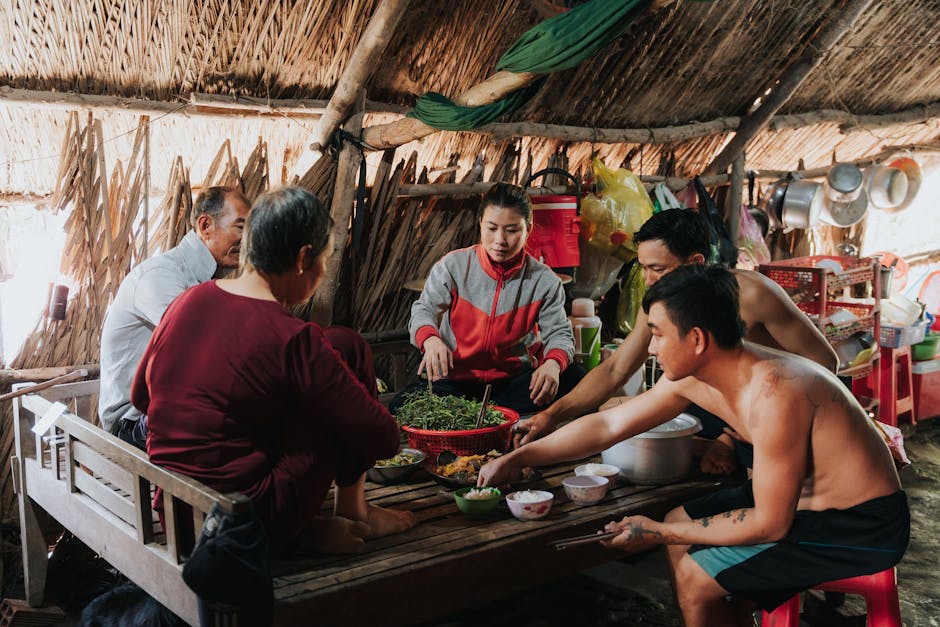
xmin=871 ymin=419 xmax=911 ymax=470
xmin=738 ymin=207 xmax=771 ymax=267
xmin=693 ymin=176 xmax=738 ymax=267
xmin=651 ymin=183 xmax=684 ymax=214
xmin=615 ymin=259 xmax=647 ymax=335
xmin=580 ymin=158 xmax=654 ymax=261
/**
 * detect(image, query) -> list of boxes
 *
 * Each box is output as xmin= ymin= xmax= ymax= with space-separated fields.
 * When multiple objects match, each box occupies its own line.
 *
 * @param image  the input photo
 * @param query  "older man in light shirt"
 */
xmin=99 ymin=186 xmax=251 ymax=449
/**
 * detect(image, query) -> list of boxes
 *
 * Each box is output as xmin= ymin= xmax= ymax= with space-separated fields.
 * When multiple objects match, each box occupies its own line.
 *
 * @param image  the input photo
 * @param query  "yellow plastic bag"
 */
xmin=580 ymin=158 xmax=654 ymax=261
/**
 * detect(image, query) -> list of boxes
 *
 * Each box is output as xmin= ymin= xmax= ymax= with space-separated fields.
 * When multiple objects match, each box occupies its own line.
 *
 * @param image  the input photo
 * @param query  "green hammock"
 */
xmin=410 ymin=0 xmax=650 ymax=131
xmin=497 ymin=0 xmax=649 ymax=74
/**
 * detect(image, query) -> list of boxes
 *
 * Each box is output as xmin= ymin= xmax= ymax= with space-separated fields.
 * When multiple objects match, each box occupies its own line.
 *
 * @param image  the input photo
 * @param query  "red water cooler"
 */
xmin=524 ymin=168 xmax=581 ymax=270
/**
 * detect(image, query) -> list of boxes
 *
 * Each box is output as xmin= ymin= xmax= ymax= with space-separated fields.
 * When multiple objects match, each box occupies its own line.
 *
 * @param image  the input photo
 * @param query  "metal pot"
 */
xmin=820 ymin=188 xmax=868 ymax=227
xmin=780 ymin=180 xmax=824 ymax=229
xmin=825 ymin=163 xmax=863 ymax=203
xmin=760 ymin=179 xmax=789 ymax=230
xmin=886 ymin=157 xmax=921 ymax=212
xmin=600 ymin=413 xmax=701 ymax=484
xmin=867 ymin=165 xmax=909 ymax=211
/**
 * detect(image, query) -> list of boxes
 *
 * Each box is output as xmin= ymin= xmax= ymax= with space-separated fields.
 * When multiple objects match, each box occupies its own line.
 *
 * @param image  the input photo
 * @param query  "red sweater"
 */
xmin=132 ymin=282 xmax=399 ymax=548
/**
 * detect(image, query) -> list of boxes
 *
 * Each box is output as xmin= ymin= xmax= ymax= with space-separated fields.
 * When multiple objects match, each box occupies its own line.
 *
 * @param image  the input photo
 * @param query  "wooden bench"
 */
xmin=11 ymin=379 xmax=244 ymax=625
xmin=11 ymin=379 xmax=729 ymax=626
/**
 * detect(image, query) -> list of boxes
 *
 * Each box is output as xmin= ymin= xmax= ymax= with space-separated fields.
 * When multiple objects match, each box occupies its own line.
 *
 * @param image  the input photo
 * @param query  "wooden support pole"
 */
xmin=704 ymin=0 xmax=877 ymax=175
xmin=290 ymin=0 xmax=411 ymax=178
xmin=310 ymin=109 xmax=365 ymax=327
xmin=0 ymin=86 xmax=406 ymax=119
xmin=0 ymin=363 xmax=99 ymax=389
xmin=754 ymin=143 xmax=940 ymax=180
xmin=726 ymin=153 xmax=745 ymax=245
xmin=396 ymin=174 xmax=730 ymax=199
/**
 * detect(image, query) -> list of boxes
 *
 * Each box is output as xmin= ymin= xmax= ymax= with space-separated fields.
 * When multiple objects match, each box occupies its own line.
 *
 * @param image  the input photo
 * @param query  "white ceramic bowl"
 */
xmin=562 ymin=475 xmax=609 ymax=505
xmin=505 ymin=490 xmax=554 ymax=521
xmin=574 ymin=463 xmax=620 ymax=483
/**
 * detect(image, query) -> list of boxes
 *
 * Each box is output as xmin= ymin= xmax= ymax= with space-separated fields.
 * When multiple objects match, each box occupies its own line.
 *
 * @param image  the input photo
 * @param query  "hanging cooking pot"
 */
xmin=825 ymin=163 xmax=863 ymax=203
xmin=760 ymin=179 xmax=789 ymax=231
xmin=780 ymin=180 xmax=824 ymax=229
xmin=820 ymin=188 xmax=868 ymax=227
xmin=866 ymin=165 xmax=908 ymax=211
xmin=885 ymin=157 xmax=921 ymax=212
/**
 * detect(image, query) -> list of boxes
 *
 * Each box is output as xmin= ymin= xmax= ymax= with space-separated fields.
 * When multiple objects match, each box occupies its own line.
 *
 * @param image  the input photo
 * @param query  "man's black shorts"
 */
xmin=684 ymin=481 xmax=909 ymax=611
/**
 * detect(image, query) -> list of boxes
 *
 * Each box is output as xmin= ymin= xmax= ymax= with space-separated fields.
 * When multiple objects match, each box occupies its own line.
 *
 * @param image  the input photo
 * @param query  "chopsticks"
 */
xmin=548 ymin=530 xmax=619 ymax=551
xmin=474 ymin=383 xmax=493 ymax=429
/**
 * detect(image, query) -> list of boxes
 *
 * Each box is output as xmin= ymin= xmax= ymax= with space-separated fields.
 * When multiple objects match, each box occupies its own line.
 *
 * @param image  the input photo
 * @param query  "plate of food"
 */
xmin=430 ymin=450 xmax=539 ymax=489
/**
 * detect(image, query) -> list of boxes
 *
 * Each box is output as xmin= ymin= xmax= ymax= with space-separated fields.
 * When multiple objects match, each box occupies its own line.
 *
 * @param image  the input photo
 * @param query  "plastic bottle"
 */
xmin=569 ymin=298 xmax=602 ymax=370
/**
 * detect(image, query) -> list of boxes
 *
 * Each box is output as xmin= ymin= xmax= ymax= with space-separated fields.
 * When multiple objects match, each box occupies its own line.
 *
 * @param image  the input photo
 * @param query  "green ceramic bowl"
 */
xmin=453 ymin=487 xmax=501 ymax=516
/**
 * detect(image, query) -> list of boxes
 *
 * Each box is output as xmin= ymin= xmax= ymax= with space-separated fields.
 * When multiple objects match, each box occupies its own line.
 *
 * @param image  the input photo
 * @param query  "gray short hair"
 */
xmin=243 ymin=186 xmax=333 ymax=274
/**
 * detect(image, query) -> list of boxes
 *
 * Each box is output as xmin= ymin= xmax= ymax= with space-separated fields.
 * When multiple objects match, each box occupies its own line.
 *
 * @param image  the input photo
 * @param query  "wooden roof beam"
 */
xmin=290 ymin=0 xmax=411 ymax=178
xmin=703 ymin=0 xmax=877 ymax=176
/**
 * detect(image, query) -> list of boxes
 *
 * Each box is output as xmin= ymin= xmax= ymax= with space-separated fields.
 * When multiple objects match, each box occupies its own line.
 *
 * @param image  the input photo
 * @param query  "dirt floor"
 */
xmin=423 ymin=419 xmax=940 ymax=627
xmin=3 ymin=421 xmax=937 ymax=626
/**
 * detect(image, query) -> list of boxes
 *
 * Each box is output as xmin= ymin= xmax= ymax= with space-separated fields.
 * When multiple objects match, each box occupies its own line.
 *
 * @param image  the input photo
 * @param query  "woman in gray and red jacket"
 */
xmin=394 ymin=182 xmax=584 ymax=416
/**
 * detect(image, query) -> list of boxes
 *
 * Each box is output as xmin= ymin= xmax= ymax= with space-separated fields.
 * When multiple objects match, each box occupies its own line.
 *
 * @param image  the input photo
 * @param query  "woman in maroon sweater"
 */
xmin=133 ymin=186 xmax=415 ymax=553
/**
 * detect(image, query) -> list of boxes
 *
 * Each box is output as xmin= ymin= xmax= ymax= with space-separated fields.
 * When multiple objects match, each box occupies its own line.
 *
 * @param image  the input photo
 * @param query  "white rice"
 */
xmin=580 ymin=463 xmax=610 ymax=476
xmin=462 ymin=487 xmax=499 ymax=500
xmin=510 ymin=490 xmax=547 ymax=503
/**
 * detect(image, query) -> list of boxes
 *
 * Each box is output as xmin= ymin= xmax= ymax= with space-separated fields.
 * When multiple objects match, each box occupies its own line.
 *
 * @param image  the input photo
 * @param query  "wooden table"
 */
xmin=271 ymin=460 xmax=729 ymax=626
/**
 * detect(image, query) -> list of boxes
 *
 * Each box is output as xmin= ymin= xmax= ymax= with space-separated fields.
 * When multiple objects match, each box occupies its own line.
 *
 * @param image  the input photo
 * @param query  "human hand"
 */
xmin=476 ymin=453 xmax=516 ymax=487
xmin=600 ymin=516 xmax=663 ymax=552
xmin=529 ymin=360 xmax=561 ymax=406
xmin=512 ymin=411 xmax=558 ymax=448
xmin=417 ymin=336 xmax=452 ymax=381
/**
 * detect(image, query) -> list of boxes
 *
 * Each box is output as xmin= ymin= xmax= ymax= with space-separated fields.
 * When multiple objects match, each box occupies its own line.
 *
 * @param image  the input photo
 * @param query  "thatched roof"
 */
xmin=2 ymin=0 xmax=939 ymax=196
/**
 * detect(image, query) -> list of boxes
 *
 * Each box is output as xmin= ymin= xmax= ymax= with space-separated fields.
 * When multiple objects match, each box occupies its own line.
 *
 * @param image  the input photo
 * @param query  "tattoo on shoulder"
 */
xmin=759 ymin=362 xmax=800 ymax=397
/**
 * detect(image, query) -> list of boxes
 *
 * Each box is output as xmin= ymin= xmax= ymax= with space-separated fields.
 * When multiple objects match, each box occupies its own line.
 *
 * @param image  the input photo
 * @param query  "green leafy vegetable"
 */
xmin=395 ymin=390 xmax=505 ymax=431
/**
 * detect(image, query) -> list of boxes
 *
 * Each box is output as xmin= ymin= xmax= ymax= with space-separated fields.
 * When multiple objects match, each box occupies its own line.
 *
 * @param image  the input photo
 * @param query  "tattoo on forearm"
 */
xmin=629 ymin=524 xmax=663 ymax=540
xmin=699 ymin=516 xmax=712 ymax=528
xmin=700 ymin=510 xmax=746 ymax=528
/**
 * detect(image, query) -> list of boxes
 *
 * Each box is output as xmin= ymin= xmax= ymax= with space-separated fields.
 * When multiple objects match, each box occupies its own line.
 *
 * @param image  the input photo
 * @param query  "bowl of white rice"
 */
xmin=454 ymin=486 xmax=501 ymax=516
xmin=506 ymin=489 xmax=554 ymax=521
xmin=574 ymin=462 xmax=620 ymax=482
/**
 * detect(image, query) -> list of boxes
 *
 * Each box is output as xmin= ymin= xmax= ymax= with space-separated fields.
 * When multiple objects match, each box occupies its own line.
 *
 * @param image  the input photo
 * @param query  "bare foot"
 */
xmin=365 ymin=504 xmax=417 ymax=539
xmin=298 ymin=516 xmax=370 ymax=554
xmin=700 ymin=439 xmax=736 ymax=475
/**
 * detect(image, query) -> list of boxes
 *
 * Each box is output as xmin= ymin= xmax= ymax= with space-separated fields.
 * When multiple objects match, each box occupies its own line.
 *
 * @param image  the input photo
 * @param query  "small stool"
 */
xmin=879 ymin=346 xmax=916 ymax=426
xmin=761 ymin=567 xmax=902 ymax=627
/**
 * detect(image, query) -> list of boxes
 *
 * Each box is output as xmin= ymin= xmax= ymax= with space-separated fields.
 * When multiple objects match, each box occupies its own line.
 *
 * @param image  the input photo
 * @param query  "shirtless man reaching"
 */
xmin=480 ymin=265 xmax=908 ymax=626
xmin=515 ymin=209 xmax=838 ymax=474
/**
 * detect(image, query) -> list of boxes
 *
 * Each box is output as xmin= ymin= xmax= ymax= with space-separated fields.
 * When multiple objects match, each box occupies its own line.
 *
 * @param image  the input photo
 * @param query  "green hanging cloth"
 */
xmin=408 ymin=79 xmax=544 ymax=132
xmin=497 ymin=0 xmax=651 ymax=74
xmin=410 ymin=0 xmax=650 ymax=131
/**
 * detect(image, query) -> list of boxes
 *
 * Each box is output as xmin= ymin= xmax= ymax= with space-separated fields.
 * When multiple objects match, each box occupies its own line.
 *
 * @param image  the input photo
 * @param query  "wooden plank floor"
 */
xmin=270 ymin=457 xmax=730 ymax=626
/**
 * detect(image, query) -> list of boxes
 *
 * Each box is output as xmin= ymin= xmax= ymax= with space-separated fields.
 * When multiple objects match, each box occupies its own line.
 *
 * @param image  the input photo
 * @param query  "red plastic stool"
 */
xmin=761 ymin=567 xmax=902 ymax=627
xmin=879 ymin=346 xmax=916 ymax=427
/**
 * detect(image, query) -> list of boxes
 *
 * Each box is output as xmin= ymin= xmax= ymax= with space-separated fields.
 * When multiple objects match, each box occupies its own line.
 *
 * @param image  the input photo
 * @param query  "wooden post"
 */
xmin=726 ymin=153 xmax=745 ymax=246
xmin=310 ymin=107 xmax=365 ymax=327
xmin=704 ymin=0 xmax=877 ymax=175
xmin=290 ymin=0 xmax=411 ymax=178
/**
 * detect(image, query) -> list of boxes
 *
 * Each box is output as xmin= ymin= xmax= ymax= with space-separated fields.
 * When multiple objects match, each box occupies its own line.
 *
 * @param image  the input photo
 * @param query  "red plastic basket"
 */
xmin=797 ymin=301 xmax=876 ymax=341
xmin=401 ymin=406 xmax=520 ymax=459
xmin=760 ymin=255 xmax=875 ymax=297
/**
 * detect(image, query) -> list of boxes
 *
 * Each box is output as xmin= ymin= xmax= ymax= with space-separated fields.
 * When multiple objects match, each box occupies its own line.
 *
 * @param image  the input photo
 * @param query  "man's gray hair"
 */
xmin=191 ymin=186 xmax=249 ymax=227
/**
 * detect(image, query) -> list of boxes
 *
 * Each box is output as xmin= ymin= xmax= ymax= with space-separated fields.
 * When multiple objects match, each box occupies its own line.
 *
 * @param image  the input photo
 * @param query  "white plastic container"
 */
xmin=601 ymin=413 xmax=702 ymax=484
xmin=569 ymin=298 xmax=602 ymax=370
